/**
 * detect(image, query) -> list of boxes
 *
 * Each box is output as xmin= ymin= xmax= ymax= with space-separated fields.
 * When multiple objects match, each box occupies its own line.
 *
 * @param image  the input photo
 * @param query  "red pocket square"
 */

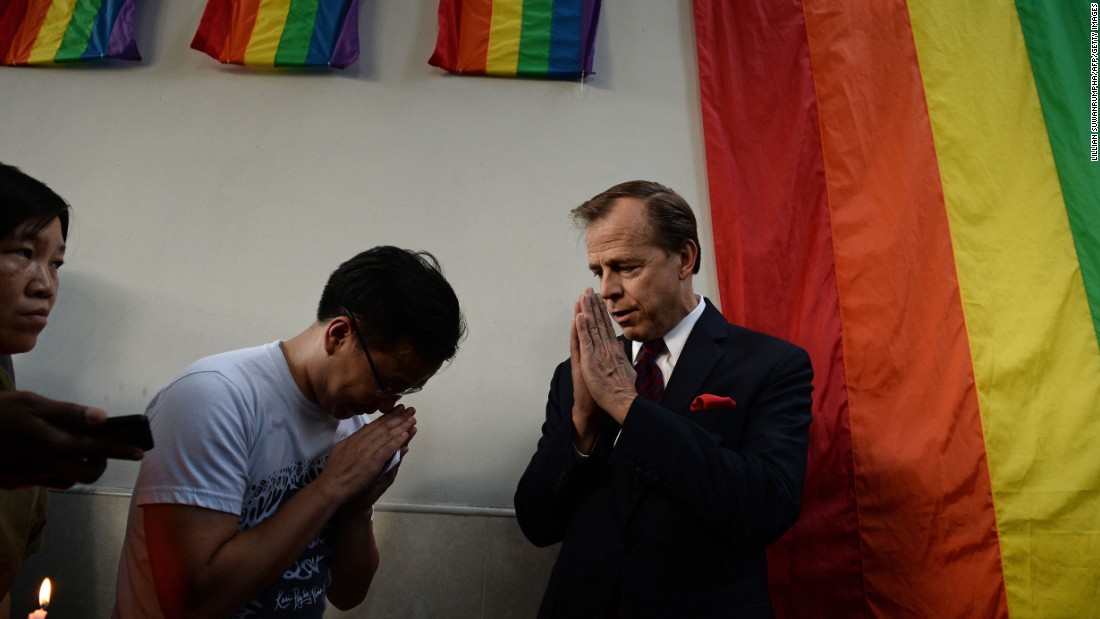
xmin=690 ymin=394 xmax=737 ymax=411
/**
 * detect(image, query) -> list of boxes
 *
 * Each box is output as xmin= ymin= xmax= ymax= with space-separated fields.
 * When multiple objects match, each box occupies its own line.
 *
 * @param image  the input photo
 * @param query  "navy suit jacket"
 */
xmin=514 ymin=301 xmax=813 ymax=618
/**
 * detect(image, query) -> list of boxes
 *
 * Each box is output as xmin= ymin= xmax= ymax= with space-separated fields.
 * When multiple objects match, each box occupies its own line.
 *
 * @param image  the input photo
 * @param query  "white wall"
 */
xmin=0 ymin=0 xmax=716 ymax=509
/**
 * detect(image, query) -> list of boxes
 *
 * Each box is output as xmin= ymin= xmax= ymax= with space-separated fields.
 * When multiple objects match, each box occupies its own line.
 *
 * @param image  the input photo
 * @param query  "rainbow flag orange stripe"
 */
xmin=429 ymin=0 xmax=600 ymax=79
xmin=0 ymin=0 xmax=139 ymax=66
xmin=191 ymin=0 xmax=360 ymax=68
xmin=695 ymin=0 xmax=1100 ymax=616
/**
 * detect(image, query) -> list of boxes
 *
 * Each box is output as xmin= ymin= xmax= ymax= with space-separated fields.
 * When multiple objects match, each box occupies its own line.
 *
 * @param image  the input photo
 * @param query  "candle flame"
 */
xmin=38 ymin=577 xmax=51 ymax=607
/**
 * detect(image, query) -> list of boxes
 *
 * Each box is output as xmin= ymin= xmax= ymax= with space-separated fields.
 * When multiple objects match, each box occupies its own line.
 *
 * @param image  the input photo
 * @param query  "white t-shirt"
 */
xmin=113 ymin=342 xmax=367 ymax=619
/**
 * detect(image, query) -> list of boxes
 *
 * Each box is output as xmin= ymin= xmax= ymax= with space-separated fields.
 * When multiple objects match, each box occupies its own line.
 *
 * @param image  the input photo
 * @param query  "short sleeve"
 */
xmin=133 ymin=371 xmax=256 ymax=516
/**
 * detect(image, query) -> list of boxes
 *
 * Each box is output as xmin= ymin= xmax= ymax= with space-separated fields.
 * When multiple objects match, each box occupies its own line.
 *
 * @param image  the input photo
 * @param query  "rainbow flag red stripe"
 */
xmin=695 ymin=0 xmax=1100 ymax=616
xmin=191 ymin=0 xmax=360 ymax=68
xmin=0 ymin=0 xmax=139 ymax=66
xmin=429 ymin=0 xmax=600 ymax=79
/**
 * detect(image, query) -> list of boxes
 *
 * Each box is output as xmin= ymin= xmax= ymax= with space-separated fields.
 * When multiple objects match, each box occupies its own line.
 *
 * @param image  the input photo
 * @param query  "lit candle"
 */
xmin=27 ymin=577 xmax=50 ymax=619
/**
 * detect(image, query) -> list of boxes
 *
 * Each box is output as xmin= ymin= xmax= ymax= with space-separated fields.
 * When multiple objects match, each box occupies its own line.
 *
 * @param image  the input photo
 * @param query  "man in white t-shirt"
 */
xmin=113 ymin=246 xmax=466 ymax=619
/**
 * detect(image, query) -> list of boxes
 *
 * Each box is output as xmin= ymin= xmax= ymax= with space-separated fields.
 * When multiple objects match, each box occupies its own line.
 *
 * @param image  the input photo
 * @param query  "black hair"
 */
xmin=0 ymin=162 xmax=70 ymax=241
xmin=317 ymin=246 xmax=466 ymax=363
xmin=572 ymin=180 xmax=702 ymax=274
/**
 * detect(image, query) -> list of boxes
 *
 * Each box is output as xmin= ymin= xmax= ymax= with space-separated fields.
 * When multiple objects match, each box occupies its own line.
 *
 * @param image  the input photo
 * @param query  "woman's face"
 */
xmin=0 ymin=217 xmax=64 ymax=355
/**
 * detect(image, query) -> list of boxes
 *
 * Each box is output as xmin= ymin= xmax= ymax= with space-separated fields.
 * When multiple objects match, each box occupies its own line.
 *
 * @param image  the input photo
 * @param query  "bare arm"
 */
xmin=326 ymin=416 xmax=412 ymax=610
xmin=144 ymin=409 xmax=415 ymax=619
xmin=325 ymin=510 xmax=381 ymax=611
xmin=324 ymin=457 xmax=406 ymax=610
xmin=144 ymin=488 xmax=339 ymax=619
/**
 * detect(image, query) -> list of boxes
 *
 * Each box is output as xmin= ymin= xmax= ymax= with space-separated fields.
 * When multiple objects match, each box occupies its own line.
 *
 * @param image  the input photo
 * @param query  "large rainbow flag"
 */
xmin=191 ymin=0 xmax=360 ymax=68
xmin=694 ymin=0 xmax=1100 ymax=616
xmin=429 ymin=0 xmax=601 ymax=79
xmin=0 ymin=0 xmax=139 ymax=66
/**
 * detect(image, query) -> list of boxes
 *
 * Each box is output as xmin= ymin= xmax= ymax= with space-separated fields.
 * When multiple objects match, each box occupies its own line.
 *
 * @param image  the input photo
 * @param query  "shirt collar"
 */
xmin=631 ymin=294 xmax=706 ymax=366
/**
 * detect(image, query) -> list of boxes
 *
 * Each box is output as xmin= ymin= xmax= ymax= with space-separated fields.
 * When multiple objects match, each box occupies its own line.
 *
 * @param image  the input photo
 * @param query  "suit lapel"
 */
xmin=617 ymin=303 xmax=730 ymax=414
xmin=661 ymin=302 xmax=728 ymax=414
xmin=621 ymin=301 xmax=729 ymax=521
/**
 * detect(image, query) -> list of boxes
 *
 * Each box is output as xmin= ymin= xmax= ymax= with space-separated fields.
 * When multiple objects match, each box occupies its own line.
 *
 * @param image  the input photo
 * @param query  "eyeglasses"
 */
xmin=341 ymin=307 xmax=424 ymax=398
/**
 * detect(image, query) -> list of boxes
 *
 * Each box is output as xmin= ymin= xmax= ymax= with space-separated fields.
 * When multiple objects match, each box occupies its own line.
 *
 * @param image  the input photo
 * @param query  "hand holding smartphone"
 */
xmin=85 ymin=414 xmax=155 ymax=452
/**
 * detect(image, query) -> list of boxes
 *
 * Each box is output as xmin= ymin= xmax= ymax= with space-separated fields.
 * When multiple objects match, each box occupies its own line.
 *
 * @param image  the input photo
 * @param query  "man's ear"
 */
xmin=678 ymin=240 xmax=698 ymax=279
xmin=323 ymin=316 xmax=354 ymax=356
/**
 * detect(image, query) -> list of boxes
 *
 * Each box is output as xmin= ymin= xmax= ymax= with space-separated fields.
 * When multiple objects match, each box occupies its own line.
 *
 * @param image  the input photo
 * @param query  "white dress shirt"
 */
xmin=608 ymin=295 xmax=706 ymax=449
xmin=629 ymin=294 xmax=706 ymax=384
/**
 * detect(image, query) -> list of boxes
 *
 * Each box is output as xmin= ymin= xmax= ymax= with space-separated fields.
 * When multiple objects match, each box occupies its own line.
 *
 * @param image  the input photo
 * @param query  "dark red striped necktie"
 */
xmin=634 ymin=339 xmax=665 ymax=402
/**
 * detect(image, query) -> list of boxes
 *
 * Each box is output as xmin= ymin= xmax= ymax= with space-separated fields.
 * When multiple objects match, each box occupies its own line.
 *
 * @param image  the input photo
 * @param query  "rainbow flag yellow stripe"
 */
xmin=429 ymin=0 xmax=601 ymax=79
xmin=909 ymin=1 xmax=1100 ymax=613
xmin=695 ymin=0 xmax=1100 ymax=615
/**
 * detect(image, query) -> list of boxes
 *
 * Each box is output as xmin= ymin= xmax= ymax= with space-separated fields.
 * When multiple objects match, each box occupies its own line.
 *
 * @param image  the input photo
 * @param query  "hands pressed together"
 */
xmin=0 ymin=391 xmax=145 ymax=489
xmin=324 ymin=404 xmax=417 ymax=516
xmin=570 ymin=289 xmax=638 ymax=453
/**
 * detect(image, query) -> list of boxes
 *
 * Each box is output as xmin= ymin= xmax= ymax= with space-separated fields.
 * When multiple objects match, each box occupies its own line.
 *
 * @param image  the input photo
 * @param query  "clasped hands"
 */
xmin=323 ymin=404 xmax=416 ymax=519
xmin=570 ymin=289 xmax=638 ymax=453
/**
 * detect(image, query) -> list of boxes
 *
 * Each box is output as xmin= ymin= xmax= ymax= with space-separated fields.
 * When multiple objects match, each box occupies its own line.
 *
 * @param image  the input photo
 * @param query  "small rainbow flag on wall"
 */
xmin=0 ymin=0 xmax=140 ymax=66
xmin=191 ymin=0 xmax=360 ymax=68
xmin=429 ymin=0 xmax=601 ymax=79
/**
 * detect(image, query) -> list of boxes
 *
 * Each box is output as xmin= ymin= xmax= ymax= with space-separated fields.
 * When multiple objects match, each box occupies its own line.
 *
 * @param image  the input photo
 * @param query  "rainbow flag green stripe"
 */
xmin=273 ymin=0 xmax=320 ymax=66
xmin=516 ymin=0 xmax=552 ymax=75
xmin=190 ymin=0 xmax=360 ymax=69
xmin=429 ymin=0 xmax=601 ymax=80
xmin=1017 ymin=0 xmax=1100 ymax=343
xmin=0 ymin=0 xmax=139 ymax=65
xmin=54 ymin=0 xmax=102 ymax=61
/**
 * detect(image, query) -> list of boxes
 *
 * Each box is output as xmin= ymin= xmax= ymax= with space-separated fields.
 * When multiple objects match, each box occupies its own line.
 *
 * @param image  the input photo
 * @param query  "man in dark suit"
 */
xmin=515 ymin=181 xmax=813 ymax=618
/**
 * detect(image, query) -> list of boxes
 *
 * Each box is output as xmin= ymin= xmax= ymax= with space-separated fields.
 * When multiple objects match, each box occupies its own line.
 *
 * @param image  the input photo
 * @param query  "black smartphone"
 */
xmin=86 ymin=415 xmax=155 ymax=452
